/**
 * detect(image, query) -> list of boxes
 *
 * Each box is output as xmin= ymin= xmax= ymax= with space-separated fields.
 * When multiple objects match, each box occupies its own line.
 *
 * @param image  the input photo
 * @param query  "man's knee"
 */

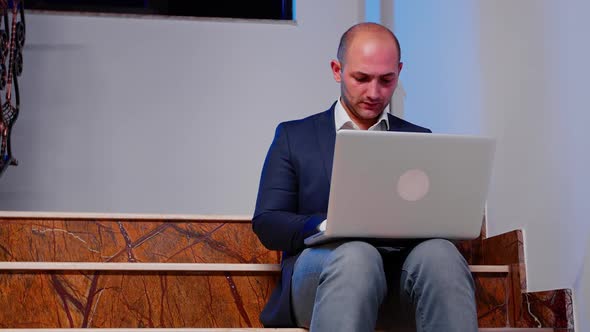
xmin=322 ymin=241 xmax=387 ymax=293
xmin=400 ymin=239 xmax=477 ymax=330
xmin=402 ymin=238 xmax=471 ymax=280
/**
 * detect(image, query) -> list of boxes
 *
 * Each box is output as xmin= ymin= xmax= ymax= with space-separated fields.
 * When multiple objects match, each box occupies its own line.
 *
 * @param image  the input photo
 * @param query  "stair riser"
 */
xmin=0 ymin=270 xmax=506 ymax=328
xmin=0 ymin=218 xmax=279 ymax=264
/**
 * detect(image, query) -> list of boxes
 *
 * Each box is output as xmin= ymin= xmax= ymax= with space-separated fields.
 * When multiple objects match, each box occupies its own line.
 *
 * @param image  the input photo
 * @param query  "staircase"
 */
xmin=0 ymin=212 xmax=574 ymax=331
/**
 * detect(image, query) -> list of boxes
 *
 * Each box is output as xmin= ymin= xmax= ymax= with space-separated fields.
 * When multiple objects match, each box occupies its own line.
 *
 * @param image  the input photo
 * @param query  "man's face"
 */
xmin=331 ymin=33 xmax=402 ymax=129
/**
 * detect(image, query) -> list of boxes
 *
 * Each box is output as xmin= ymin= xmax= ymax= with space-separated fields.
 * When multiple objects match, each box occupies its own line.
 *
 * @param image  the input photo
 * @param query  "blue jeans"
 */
xmin=291 ymin=239 xmax=478 ymax=332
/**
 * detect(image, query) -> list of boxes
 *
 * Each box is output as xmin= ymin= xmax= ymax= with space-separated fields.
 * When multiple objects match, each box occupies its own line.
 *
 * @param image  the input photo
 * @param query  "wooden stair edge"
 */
xmin=0 ymin=211 xmax=252 ymax=222
xmin=0 ymin=262 xmax=509 ymax=273
xmin=0 ymin=328 xmax=563 ymax=331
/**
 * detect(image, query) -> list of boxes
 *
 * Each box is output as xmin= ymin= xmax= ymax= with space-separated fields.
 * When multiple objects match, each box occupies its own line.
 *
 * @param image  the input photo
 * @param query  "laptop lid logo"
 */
xmin=397 ymin=169 xmax=430 ymax=202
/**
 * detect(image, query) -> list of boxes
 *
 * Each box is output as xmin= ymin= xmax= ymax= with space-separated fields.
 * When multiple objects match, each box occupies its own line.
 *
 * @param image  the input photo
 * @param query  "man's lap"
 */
xmin=290 ymin=239 xmax=471 ymax=329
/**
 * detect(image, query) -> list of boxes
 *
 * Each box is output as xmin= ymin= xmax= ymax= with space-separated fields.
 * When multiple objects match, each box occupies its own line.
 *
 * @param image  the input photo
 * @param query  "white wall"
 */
xmin=479 ymin=0 xmax=590 ymax=293
xmin=0 ymin=0 xmax=363 ymax=214
xmin=394 ymin=1 xmax=482 ymax=135
xmin=479 ymin=1 xmax=590 ymax=327
xmin=395 ymin=0 xmax=590 ymax=327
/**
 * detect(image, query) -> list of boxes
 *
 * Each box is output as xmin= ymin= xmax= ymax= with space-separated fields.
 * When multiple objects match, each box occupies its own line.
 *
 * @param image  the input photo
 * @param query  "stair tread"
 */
xmin=0 ymin=328 xmax=560 ymax=331
xmin=0 ymin=261 xmax=509 ymax=273
xmin=0 ymin=210 xmax=252 ymax=221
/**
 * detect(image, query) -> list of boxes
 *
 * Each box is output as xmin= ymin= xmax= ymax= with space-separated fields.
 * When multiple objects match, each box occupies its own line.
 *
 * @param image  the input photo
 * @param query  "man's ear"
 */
xmin=330 ymin=59 xmax=342 ymax=83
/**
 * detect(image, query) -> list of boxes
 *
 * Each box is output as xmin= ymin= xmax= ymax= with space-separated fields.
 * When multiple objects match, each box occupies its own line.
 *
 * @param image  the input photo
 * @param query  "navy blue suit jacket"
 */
xmin=252 ymin=102 xmax=431 ymax=327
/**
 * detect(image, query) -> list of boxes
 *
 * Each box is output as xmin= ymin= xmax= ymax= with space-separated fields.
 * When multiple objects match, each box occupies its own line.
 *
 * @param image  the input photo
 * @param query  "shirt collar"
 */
xmin=334 ymin=98 xmax=389 ymax=131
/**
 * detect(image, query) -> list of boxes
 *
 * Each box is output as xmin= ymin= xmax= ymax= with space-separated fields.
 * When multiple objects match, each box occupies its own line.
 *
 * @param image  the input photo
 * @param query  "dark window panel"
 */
xmin=26 ymin=0 xmax=294 ymax=20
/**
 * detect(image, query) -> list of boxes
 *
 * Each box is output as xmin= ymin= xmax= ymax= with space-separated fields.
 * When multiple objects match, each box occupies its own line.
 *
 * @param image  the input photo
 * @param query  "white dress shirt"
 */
xmin=334 ymin=98 xmax=390 ymax=131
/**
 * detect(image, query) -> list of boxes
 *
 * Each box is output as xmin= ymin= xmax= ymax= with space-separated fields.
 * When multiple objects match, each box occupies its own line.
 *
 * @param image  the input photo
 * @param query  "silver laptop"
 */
xmin=304 ymin=130 xmax=495 ymax=246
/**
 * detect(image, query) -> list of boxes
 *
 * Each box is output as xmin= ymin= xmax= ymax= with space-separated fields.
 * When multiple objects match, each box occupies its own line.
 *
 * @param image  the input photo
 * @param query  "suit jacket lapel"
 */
xmin=387 ymin=113 xmax=406 ymax=132
xmin=314 ymin=103 xmax=337 ymax=185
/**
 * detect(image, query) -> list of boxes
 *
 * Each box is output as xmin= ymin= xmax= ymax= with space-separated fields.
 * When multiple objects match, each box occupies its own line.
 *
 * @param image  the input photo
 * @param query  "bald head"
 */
xmin=336 ymin=23 xmax=401 ymax=66
xmin=330 ymin=22 xmax=403 ymax=129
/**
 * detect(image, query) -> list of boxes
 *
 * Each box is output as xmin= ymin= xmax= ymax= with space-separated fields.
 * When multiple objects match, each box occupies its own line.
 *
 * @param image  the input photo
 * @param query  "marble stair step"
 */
xmin=0 ymin=328 xmax=562 ymax=331
xmin=1 ymin=213 xmax=570 ymax=330
xmin=0 ymin=262 xmax=509 ymax=273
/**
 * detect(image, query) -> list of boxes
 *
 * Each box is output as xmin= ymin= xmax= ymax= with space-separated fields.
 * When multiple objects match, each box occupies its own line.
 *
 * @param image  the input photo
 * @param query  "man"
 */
xmin=253 ymin=23 xmax=477 ymax=331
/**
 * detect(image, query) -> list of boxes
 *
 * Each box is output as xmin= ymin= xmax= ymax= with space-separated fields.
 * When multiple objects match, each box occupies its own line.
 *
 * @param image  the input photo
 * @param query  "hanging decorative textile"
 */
xmin=0 ymin=0 xmax=24 ymax=178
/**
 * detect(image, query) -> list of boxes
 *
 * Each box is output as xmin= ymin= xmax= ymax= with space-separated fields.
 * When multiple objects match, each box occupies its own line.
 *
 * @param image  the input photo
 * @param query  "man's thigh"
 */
xmin=290 ymin=239 xmax=472 ymax=330
xmin=290 ymin=241 xmax=386 ymax=328
xmin=378 ymin=239 xmax=475 ymax=330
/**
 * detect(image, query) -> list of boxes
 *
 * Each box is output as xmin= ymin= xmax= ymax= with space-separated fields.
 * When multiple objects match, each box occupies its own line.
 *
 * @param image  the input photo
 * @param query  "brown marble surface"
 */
xmin=474 ymin=273 xmax=509 ymax=327
xmin=0 ymin=218 xmax=280 ymax=264
xmin=0 ymin=217 xmax=281 ymax=328
xmin=481 ymin=230 xmax=528 ymax=304
xmin=481 ymin=230 xmax=525 ymax=265
xmin=0 ymin=216 xmax=574 ymax=329
xmin=517 ymin=289 xmax=574 ymax=329
xmin=0 ymin=272 xmax=275 ymax=328
xmin=0 ymin=270 xmax=519 ymax=328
